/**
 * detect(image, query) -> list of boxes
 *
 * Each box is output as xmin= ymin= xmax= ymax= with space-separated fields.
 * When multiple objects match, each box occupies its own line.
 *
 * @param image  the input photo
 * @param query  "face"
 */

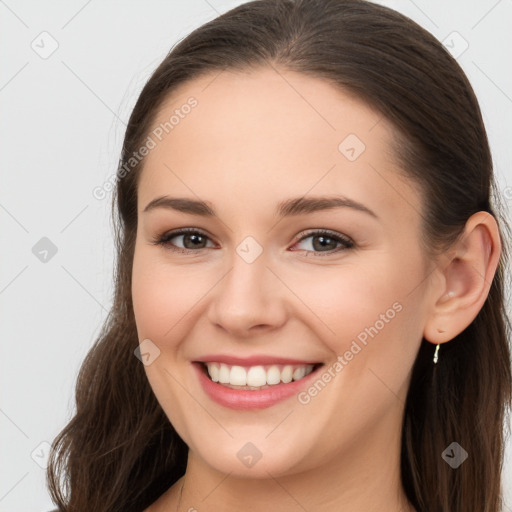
xmin=131 ymin=66 xmax=434 ymax=479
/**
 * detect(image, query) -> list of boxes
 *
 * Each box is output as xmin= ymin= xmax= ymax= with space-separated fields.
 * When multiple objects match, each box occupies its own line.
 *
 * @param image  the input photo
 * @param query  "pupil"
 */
xmin=185 ymin=234 xmax=205 ymax=249
xmin=313 ymin=235 xmax=336 ymax=251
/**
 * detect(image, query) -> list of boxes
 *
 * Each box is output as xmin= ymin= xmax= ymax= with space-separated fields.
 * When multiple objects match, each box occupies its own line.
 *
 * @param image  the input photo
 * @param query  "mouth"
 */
xmin=192 ymin=358 xmax=325 ymax=409
xmin=199 ymin=361 xmax=323 ymax=390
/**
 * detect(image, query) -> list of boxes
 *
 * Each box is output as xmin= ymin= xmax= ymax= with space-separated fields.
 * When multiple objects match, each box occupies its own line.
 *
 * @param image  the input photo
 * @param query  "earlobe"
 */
xmin=423 ymin=211 xmax=501 ymax=345
xmin=423 ymin=290 xmax=455 ymax=344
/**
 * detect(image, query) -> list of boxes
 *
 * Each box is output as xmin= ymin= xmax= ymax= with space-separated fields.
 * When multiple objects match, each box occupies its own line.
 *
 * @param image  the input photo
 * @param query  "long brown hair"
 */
xmin=46 ymin=1 xmax=512 ymax=510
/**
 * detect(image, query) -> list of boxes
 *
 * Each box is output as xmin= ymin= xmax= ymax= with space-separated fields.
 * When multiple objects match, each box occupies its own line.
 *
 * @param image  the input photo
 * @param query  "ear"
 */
xmin=423 ymin=211 xmax=502 ymax=345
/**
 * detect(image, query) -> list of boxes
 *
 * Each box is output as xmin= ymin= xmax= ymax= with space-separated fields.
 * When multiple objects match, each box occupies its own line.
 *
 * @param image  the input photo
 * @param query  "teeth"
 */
xmin=230 ymin=365 xmax=247 ymax=386
xmin=293 ymin=367 xmax=306 ymax=381
xmin=209 ymin=363 xmax=220 ymax=382
xmin=266 ymin=365 xmax=281 ymax=385
xmin=281 ymin=365 xmax=293 ymax=384
xmin=218 ymin=364 xmax=230 ymax=384
xmin=247 ymin=366 xmax=267 ymax=387
xmin=204 ymin=362 xmax=316 ymax=388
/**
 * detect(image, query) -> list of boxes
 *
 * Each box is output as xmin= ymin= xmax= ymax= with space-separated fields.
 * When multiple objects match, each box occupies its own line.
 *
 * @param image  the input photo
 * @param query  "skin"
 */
xmin=132 ymin=66 xmax=501 ymax=512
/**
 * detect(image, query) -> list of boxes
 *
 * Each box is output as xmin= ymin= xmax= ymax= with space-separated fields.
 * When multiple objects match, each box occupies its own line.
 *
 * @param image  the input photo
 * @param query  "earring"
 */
xmin=433 ymin=343 xmax=440 ymax=364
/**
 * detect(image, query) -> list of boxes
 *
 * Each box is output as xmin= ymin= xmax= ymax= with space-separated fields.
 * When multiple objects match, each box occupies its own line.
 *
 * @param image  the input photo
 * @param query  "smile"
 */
xmin=204 ymin=362 xmax=317 ymax=389
xmin=193 ymin=359 xmax=324 ymax=409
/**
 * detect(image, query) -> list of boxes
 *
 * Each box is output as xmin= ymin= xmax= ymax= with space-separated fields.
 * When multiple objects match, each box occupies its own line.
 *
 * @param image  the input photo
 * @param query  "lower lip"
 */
xmin=193 ymin=362 xmax=322 ymax=410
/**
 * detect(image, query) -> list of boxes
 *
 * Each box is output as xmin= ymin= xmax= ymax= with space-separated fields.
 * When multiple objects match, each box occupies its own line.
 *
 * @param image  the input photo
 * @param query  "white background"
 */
xmin=1 ymin=1 xmax=511 ymax=511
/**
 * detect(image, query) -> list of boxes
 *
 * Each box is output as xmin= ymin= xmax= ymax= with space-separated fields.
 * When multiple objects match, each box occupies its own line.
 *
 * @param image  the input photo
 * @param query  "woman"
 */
xmin=46 ymin=1 xmax=512 ymax=511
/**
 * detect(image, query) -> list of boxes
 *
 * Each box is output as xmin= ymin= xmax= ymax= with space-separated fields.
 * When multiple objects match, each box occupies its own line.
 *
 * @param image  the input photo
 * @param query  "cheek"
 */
xmin=286 ymin=253 xmax=427 ymax=409
xmin=131 ymin=247 xmax=200 ymax=437
xmin=287 ymin=258 xmax=425 ymax=441
xmin=131 ymin=247 xmax=199 ymax=343
xmin=289 ymin=255 xmax=422 ymax=349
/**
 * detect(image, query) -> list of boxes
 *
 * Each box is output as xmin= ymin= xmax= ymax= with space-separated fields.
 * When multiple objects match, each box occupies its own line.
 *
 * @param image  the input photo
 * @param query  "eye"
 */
xmin=291 ymin=229 xmax=354 ymax=255
xmin=151 ymin=228 xmax=354 ymax=256
xmin=151 ymin=228 xmax=216 ymax=253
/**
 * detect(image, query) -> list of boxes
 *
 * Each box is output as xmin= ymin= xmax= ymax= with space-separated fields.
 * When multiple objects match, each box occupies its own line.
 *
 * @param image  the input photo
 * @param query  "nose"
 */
xmin=206 ymin=250 xmax=289 ymax=339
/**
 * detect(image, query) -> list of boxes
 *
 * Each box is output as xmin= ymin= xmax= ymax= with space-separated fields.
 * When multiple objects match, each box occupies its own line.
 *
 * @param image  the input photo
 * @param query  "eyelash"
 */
xmin=151 ymin=227 xmax=355 ymax=256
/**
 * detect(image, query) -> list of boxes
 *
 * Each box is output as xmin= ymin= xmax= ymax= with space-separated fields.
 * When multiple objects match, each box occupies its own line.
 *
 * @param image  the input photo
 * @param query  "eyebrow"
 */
xmin=143 ymin=195 xmax=378 ymax=219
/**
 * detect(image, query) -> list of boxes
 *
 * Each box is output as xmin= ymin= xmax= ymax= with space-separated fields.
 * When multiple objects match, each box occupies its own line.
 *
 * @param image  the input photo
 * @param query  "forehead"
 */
xmin=138 ymin=66 xmax=422 ymax=226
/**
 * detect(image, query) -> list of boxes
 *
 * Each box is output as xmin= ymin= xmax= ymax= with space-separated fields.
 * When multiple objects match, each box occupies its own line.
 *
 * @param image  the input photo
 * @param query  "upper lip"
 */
xmin=194 ymin=354 xmax=322 ymax=366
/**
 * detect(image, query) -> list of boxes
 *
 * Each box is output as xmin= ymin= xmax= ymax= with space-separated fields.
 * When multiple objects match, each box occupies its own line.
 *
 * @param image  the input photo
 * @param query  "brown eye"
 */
xmin=153 ymin=229 xmax=215 ymax=252
xmin=293 ymin=230 xmax=354 ymax=255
